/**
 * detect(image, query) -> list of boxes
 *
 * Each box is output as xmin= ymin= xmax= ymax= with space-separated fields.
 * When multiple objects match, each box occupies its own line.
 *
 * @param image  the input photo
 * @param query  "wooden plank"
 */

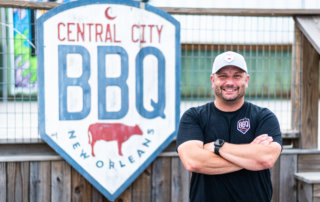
xmin=281 ymin=129 xmax=300 ymax=139
xmin=91 ymin=186 xmax=108 ymax=202
xmin=0 ymin=155 xmax=62 ymax=162
xmin=295 ymin=172 xmax=320 ymax=183
xmin=162 ymin=7 xmax=320 ymax=16
xmin=115 ymin=186 xmax=132 ymax=202
xmin=1 ymin=1 xmax=320 ymax=17
xmin=282 ymin=149 xmax=320 ymax=154
xmin=300 ymin=34 xmax=319 ymax=149
xmin=271 ymin=157 xmax=280 ymax=202
xmin=30 ymin=161 xmax=51 ymax=202
xmin=297 ymin=182 xmax=313 ymax=202
xmin=0 ymin=143 xmax=61 ymax=162
xmin=291 ymin=25 xmax=302 ymax=148
xmin=91 ymin=185 xmax=131 ymax=202
xmin=279 ymin=154 xmax=297 ymax=202
xmin=171 ymin=157 xmax=190 ymax=202
xmin=71 ymin=168 xmax=91 ymax=202
xmin=295 ymin=16 xmax=320 ymax=55
xmin=132 ymin=166 xmax=152 ymax=202
xmin=298 ymin=154 xmax=320 ymax=172
xmin=0 ymin=162 xmax=6 ymax=202
xmin=295 ymin=19 xmax=320 ymax=149
xmin=7 ymin=162 xmax=29 ymax=202
xmin=91 ymin=186 xmax=131 ymax=202
xmin=152 ymin=157 xmax=171 ymax=202
xmin=51 ymin=161 xmax=71 ymax=202
xmin=314 ymin=184 xmax=320 ymax=201
xmin=0 ymin=0 xmax=60 ymax=10
xmin=7 ymin=162 xmax=16 ymax=202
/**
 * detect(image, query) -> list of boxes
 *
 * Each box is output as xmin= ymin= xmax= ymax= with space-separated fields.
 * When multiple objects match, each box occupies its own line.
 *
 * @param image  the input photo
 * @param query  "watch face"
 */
xmin=215 ymin=139 xmax=224 ymax=146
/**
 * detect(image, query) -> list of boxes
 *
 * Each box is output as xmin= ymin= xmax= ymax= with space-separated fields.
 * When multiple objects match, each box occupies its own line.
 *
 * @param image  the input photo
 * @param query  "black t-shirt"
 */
xmin=176 ymin=101 xmax=282 ymax=202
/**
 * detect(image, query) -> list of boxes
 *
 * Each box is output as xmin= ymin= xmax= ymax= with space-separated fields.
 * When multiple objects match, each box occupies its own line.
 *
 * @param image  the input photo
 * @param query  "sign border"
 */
xmin=37 ymin=0 xmax=180 ymax=200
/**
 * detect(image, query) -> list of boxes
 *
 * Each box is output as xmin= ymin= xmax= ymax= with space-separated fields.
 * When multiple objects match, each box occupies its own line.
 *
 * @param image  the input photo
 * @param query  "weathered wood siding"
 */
xmin=270 ymin=150 xmax=320 ymax=202
xmin=0 ymin=149 xmax=319 ymax=202
xmin=0 ymin=156 xmax=190 ymax=202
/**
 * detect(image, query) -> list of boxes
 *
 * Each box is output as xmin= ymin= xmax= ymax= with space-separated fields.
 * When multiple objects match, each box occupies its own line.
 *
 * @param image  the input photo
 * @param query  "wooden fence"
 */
xmin=0 ymin=142 xmax=190 ymax=202
xmin=1 ymin=159 xmax=188 ymax=202
xmin=1 ymin=1 xmax=320 ymax=202
xmin=272 ymin=150 xmax=320 ymax=202
xmin=1 ymin=143 xmax=320 ymax=202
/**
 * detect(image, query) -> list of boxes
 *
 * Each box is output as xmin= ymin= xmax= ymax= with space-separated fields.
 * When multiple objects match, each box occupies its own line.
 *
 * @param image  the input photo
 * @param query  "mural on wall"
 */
xmin=13 ymin=8 xmax=37 ymax=88
xmin=12 ymin=0 xmax=73 ymax=93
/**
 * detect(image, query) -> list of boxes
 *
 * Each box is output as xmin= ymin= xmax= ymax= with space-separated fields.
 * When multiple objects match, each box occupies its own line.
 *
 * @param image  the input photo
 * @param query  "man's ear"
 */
xmin=245 ymin=74 xmax=250 ymax=88
xmin=210 ymin=74 xmax=215 ymax=88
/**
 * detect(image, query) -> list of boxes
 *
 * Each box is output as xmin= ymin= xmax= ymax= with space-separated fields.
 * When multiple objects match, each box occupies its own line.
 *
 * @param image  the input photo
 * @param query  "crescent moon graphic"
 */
xmin=105 ymin=7 xmax=116 ymax=20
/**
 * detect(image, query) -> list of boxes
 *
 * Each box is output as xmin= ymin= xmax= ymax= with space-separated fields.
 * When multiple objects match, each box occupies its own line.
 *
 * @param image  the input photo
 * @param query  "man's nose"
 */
xmin=225 ymin=77 xmax=235 ymax=85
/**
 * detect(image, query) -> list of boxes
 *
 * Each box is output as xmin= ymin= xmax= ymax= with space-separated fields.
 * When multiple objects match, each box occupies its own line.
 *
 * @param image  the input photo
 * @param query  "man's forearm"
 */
xmin=219 ymin=142 xmax=281 ymax=171
xmin=178 ymin=140 xmax=242 ymax=175
xmin=187 ymin=150 xmax=243 ymax=175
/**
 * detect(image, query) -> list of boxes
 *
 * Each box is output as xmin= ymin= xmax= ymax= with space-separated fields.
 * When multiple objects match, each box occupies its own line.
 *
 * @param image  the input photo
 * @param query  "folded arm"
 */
xmin=204 ymin=134 xmax=282 ymax=171
xmin=178 ymin=134 xmax=281 ymax=175
xmin=177 ymin=140 xmax=242 ymax=175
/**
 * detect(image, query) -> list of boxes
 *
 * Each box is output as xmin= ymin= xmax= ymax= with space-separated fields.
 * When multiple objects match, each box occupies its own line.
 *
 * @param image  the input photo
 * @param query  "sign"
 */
xmin=37 ymin=0 xmax=180 ymax=200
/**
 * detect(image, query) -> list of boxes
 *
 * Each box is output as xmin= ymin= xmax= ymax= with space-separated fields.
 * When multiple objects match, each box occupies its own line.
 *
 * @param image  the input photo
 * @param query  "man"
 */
xmin=176 ymin=51 xmax=282 ymax=202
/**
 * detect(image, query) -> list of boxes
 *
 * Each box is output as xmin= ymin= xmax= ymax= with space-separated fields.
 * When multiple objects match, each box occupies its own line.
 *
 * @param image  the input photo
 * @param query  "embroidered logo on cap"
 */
xmin=224 ymin=52 xmax=234 ymax=63
xmin=237 ymin=118 xmax=250 ymax=134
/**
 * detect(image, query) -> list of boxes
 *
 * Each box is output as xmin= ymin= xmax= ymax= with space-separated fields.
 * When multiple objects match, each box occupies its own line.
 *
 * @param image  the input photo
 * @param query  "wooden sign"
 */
xmin=37 ymin=0 xmax=180 ymax=200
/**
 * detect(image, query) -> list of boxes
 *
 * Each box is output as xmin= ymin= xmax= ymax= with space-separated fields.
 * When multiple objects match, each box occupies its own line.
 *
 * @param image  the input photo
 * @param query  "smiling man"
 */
xmin=176 ymin=51 xmax=282 ymax=202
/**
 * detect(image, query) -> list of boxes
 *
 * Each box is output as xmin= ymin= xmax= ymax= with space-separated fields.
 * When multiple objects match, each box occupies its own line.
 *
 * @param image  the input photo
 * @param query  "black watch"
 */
xmin=214 ymin=139 xmax=225 ymax=156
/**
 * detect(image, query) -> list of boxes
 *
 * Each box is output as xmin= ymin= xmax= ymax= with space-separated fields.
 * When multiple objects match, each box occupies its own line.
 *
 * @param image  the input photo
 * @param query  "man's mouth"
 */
xmin=222 ymin=87 xmax=238 ymax=92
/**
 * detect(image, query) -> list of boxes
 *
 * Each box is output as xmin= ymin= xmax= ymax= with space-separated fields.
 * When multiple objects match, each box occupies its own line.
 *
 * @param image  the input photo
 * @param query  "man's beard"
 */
xmin=214 ymin=85 xmax=246 ymax=103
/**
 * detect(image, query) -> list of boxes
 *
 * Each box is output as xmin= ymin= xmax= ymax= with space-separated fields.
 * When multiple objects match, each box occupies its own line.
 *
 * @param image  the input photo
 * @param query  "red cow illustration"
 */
xmin=88 ymin=123 xmax=143 ymax=157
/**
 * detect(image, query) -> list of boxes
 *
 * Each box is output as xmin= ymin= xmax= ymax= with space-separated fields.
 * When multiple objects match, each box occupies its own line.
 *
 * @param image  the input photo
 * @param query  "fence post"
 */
xmin=300 ymin=33 xmax=319 ymax=149
xmin=291 ymin=24 xmax=302 ymax=148
xmin=295 ymin=16 xmax=320 ymax=149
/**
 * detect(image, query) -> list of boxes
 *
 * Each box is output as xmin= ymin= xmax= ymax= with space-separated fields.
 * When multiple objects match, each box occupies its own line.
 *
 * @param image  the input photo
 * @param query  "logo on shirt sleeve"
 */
xmin=237 ymin=118 xmax=250 ymax=134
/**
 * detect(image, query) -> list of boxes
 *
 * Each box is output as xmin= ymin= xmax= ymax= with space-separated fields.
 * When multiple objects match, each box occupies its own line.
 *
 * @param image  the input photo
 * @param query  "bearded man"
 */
xmin=176 ymin=51 xmax=282 ymax=202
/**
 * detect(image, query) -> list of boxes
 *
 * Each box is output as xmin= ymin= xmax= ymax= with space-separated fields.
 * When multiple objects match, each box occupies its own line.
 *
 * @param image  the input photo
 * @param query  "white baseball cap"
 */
xmin=212 ymin=51 xmax=247 ymax=74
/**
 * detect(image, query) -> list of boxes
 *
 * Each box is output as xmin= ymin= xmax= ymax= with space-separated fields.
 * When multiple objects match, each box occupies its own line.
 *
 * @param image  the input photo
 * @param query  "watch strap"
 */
xmin=214 ymin=139 xmax=225 ymax=156
xmin=214 ymin=145 xmax=220 ymax=155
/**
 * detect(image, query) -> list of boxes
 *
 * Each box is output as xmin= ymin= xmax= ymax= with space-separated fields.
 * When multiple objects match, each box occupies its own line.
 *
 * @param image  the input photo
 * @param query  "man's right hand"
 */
xmin=251 ymin=134 xmax=273 ymax=145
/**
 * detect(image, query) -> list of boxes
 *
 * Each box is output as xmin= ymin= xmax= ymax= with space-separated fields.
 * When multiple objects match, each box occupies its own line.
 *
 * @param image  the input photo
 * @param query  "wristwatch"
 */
xmin=214 ymin=139 xmax=225 ymax=156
